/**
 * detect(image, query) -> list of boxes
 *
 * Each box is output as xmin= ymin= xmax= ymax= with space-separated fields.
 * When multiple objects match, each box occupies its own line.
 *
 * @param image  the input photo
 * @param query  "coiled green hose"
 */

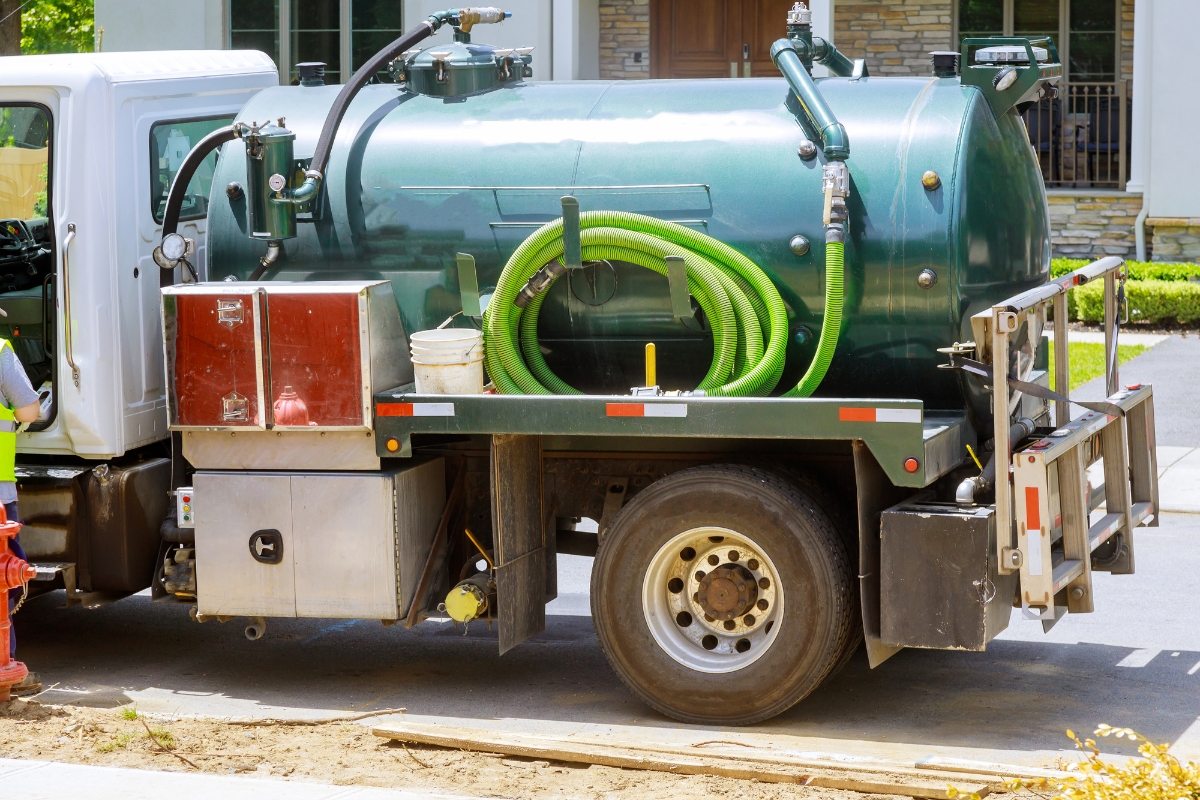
xmin=483 ymin=210 xmax=843 ymax=398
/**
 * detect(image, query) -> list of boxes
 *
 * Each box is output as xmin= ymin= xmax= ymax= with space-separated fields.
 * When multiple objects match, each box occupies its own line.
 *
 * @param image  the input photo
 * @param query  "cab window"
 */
xmin=150 ymin=117 xmax=235 ymax=222
xmin=0 ymin=104 xmax=53 ymax=423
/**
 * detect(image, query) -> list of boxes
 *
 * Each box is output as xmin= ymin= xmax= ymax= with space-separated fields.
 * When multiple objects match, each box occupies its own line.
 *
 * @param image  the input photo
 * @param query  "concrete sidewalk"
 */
xmin=0 ymin=758 xmax=480 ymax=800
xmin=1157 ymin=446 xmax=1200 ymax=513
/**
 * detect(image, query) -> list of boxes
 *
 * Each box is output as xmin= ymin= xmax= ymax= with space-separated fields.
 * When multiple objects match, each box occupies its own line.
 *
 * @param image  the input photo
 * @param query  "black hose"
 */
xmin=309 ymin=21 xmax=438 ymax=176
xmin=159 ymin=125 xmax=239 ymax=288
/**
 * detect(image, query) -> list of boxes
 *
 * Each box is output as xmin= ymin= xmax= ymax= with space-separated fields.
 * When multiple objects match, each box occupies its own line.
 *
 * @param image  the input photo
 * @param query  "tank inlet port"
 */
xmin=245 ymin=616 xmax=267 ymax=641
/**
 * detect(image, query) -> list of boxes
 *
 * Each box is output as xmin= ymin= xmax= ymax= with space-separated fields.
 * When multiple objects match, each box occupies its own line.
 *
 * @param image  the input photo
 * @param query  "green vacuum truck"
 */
xmin=146 ymin=3 xmax=1158 ymax=724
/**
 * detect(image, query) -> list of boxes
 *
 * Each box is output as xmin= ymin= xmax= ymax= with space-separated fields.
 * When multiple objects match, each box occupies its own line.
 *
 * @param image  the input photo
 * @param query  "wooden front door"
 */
xmin=650 ymin=0 xmax=797 ymax=79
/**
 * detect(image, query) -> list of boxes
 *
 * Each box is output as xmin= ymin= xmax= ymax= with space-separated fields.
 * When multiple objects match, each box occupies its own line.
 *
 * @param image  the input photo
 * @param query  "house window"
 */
xmin=229 ymin=0 xmax=403 ymax=85
xmin=352 ymin=0 xmax=404 ymax=78
xmin=955 ymin=0 xmax=1118 ymax=82
xmin=231 ymin=0 xmax=280 ymax=70
xmin=287 ymin=0 xmax=342 ymax=85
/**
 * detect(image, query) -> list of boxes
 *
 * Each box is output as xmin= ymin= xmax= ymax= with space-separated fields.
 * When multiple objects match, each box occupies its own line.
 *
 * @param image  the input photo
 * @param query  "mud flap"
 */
xmin=491 ymin=434 xmax=547 ymax=654
xmin=852 ymin=441 xmax=911 ymax=668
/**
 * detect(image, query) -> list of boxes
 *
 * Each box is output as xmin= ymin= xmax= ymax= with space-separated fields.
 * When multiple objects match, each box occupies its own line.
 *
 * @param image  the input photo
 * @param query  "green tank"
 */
xmin=205 ymin=67 xmax=1050 ymax=414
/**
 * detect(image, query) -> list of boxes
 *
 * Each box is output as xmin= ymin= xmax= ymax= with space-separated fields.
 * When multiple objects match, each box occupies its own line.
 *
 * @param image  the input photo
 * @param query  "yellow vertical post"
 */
xmin=645 ymin=342 xmax=656 ymax=387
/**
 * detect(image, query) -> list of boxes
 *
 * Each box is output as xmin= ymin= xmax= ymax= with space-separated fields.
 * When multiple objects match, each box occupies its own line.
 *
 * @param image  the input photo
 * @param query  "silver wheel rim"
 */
xmin=641 ymin=526 xmax=784 ymax=674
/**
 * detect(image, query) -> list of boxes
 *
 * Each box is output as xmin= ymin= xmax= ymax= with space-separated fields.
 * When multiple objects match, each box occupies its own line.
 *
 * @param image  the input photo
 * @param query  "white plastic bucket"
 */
xmin=410 ymin=328 xmax=485 ymax=394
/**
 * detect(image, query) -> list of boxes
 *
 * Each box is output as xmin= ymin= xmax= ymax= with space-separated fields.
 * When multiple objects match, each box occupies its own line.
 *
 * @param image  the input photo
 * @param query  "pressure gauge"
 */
xmin=161 ymin=232 xmax=187 ymax=262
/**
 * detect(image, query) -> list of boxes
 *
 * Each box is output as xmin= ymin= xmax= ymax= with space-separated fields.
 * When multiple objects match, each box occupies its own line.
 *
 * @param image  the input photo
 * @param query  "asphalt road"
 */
xmin=1074 ymin=334 xmax=1200 ymax=446
xmin=11 ymin=510 xmax=1200 ymax=769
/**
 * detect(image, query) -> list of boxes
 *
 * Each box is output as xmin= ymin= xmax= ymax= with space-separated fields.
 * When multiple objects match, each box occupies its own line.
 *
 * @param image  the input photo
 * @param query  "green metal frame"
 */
xmin=959 ymin=37 xmax=1063 ymax=119
xmin=374 ymin=393 xmax=972 ymax=489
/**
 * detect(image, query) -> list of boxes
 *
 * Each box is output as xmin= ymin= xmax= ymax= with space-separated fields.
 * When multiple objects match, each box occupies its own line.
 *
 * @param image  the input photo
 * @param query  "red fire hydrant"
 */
xmin=0 ymin=504 xmax=34 ymax=702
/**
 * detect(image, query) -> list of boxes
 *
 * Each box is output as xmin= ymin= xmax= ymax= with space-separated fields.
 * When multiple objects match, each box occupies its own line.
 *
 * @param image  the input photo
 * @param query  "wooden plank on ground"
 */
xmin=373 ymin=722 xmax=992 ymax=799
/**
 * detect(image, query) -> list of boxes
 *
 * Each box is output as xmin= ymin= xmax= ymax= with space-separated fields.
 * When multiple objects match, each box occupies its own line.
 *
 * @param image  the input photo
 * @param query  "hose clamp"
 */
xmin=514 ymin=261 xmax=567 ymax=308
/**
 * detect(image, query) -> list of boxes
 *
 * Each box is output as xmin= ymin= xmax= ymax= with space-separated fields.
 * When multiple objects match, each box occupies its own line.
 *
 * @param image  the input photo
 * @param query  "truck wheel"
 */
xmin=591 ymin=464 xmax=854 ymax=725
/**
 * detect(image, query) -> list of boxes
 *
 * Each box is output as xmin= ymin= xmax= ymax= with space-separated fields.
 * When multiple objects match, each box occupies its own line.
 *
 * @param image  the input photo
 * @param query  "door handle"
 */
xmin=61 ymin=222 xmax=80 ymax=388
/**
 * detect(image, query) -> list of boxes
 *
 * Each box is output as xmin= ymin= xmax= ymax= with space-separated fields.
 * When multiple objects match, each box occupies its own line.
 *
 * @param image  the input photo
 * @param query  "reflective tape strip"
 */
xmin=377 ymin=402 xmax=455 ymax=417
xmin=838 ymin=407 xmax=922 ymax=423
xmin=1025 ymin=486 xmax=1040 ymax=530
xmin=606 ymin=403 xmax=687 ymax=418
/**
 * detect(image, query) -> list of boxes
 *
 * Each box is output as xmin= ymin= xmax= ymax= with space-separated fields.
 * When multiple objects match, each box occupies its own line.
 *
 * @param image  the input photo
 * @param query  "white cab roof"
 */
xmin=0 ymin=50 xmax=278 ymax=84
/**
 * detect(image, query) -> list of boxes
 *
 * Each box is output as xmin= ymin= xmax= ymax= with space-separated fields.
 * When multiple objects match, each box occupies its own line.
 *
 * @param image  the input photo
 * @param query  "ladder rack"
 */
xmin=974 ymin=256 xmax=1158 ymax=622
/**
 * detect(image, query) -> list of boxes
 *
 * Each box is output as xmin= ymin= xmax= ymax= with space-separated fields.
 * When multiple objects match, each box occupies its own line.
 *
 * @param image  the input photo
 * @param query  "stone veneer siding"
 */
xmin=833 ymin=0 xmax=953 ymax=76
xmin=1049 ymin=191 xmax=1142 ymax=260
xmin=599 ymin=0 xmax=649 ymax=80
xmin=1146 ymin=220 xmax=1200 ymax=263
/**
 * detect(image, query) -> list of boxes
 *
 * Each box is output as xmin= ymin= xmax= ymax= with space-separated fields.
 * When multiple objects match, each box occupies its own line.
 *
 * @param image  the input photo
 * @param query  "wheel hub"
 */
xmin=696 ymin=565 xmax=758 ymax=620
xmin=641 ymin=527 xmax=783 ymax=674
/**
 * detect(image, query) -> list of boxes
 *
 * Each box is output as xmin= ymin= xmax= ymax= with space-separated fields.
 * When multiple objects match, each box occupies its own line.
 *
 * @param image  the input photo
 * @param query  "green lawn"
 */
xmin=1046 ymin=341 xmax=1147 ymax=392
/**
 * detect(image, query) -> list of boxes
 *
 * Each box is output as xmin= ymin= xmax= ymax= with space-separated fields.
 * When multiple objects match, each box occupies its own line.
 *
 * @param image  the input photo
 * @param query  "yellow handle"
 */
xmin=645 ymin=343 xmax=656 ymax=387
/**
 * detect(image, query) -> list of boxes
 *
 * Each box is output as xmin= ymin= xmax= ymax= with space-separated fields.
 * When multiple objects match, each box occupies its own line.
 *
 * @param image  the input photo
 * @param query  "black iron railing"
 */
xmin=1022 ymin=81 xmax=1130 ymax=189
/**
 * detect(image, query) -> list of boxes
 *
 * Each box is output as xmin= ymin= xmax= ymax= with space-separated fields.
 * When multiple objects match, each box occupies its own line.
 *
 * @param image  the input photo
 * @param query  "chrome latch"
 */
xmin=222 ymin=391 xmax=249 ymax=421
xmin=217 ymin=298 xmax=244 ymax=328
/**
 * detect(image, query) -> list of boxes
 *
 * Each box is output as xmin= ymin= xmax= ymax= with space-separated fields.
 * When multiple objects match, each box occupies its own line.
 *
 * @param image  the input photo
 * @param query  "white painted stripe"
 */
xmin=411 ymin=403 xmax=455 ymax=417
xmin=642 ymin=403 xmax=687 ymax=418
xmin=1116 ymin=648 xmax=1160 ymax=668
xmin=875 ymin=408 xmax=922 ymax=424
xmin=1026 ymin=530 xmax=1042 ymax=577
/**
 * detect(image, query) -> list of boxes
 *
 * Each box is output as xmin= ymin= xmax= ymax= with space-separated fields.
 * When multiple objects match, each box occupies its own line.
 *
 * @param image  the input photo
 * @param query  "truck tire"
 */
xmin=769 ymin=466 xmax=863 ymax=676
xmin=591 ymin=464 xmax=854 ymax=725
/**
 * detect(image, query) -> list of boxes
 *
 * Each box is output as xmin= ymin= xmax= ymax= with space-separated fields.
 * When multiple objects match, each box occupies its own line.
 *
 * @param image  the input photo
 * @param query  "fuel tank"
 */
xmin=205 ymin=74 xmax=1050 ymax=410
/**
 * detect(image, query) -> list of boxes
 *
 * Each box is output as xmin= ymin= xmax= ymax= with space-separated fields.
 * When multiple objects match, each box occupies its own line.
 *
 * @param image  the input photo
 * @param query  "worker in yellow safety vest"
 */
xmin=0 ymin=320 xmax=45 ymax=697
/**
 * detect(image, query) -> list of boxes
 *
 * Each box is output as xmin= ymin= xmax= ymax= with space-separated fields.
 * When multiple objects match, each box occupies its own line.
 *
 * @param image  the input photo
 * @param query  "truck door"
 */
xmin=0 ymin=103 xmax=55 ymax=429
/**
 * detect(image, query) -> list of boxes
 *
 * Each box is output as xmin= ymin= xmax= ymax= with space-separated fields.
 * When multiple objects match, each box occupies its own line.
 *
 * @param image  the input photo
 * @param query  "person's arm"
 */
xmin=0 ymin=346 xmax=40 ymax=426
xmin=13 ymin=400 xmax=39 ymax=423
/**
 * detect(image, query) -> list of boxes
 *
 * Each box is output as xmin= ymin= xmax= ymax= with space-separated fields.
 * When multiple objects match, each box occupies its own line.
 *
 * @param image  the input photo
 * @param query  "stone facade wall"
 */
xmin=1120 ymin=0 xmax=1134 ymax=83
xmin=833 ymin=0 xmax=952 ymax=76
xmin=1049 ymin=191 xmax=1142 ymax=260
xmin=1147 ymin=220 xmax=1200 ymax=263
xmin=599 ymin=0 xmax=649 ymax=80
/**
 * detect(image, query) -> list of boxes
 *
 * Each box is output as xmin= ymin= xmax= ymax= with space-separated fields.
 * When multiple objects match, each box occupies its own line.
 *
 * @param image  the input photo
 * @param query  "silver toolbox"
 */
xmin=193 ymin=459 xmax=444 ymax=619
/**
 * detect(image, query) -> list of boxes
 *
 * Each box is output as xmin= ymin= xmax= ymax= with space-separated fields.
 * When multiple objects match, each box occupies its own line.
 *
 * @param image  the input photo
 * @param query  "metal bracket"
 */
xmin=560 ymin=196 xmax=582 ymax=271
xmin=596 ymin=477 xmax=629 ymax=539
xmin=665 ymin=255 xmax=693 ymax=320
xmin=456 ymin=252 xmax=481 ymax=318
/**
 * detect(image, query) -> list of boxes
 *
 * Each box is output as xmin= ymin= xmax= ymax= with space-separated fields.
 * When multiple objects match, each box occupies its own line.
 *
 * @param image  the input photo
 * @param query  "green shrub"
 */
xmin=1051 ymin=257 xmax=1200 ymax=282
xmin=1073 ymin=279 xmax=1200 ymax=324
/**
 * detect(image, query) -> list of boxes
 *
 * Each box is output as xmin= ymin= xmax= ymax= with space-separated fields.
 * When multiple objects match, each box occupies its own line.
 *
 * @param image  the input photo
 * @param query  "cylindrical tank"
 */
xmin=206 ymin=74 xmax=1050 ymax=413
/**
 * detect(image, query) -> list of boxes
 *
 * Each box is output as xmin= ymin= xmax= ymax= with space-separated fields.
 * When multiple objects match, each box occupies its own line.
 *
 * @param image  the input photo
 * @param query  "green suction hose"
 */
xmin=483 ymin=209 xmax=845 ymax=398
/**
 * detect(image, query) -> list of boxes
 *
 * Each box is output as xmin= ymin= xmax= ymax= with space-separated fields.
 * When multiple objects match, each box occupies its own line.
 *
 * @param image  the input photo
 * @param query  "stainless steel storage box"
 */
xmin=193 ymin=459 xmax=444 ymax=619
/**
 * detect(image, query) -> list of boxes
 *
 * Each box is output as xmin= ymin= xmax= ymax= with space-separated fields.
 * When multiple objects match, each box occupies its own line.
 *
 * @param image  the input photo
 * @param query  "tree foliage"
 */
xmin=21 ymin=0 xmax=94 ymax=55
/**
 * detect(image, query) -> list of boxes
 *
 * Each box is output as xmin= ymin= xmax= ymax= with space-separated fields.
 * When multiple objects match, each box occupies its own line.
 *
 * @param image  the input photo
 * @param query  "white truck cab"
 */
xmin=0 ymin=52 xmax=277 ymax=598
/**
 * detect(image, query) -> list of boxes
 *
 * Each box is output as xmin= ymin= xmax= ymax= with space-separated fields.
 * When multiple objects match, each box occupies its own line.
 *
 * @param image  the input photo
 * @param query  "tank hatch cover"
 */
xmin=392 ymin=42 xmax=533 ymax=98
